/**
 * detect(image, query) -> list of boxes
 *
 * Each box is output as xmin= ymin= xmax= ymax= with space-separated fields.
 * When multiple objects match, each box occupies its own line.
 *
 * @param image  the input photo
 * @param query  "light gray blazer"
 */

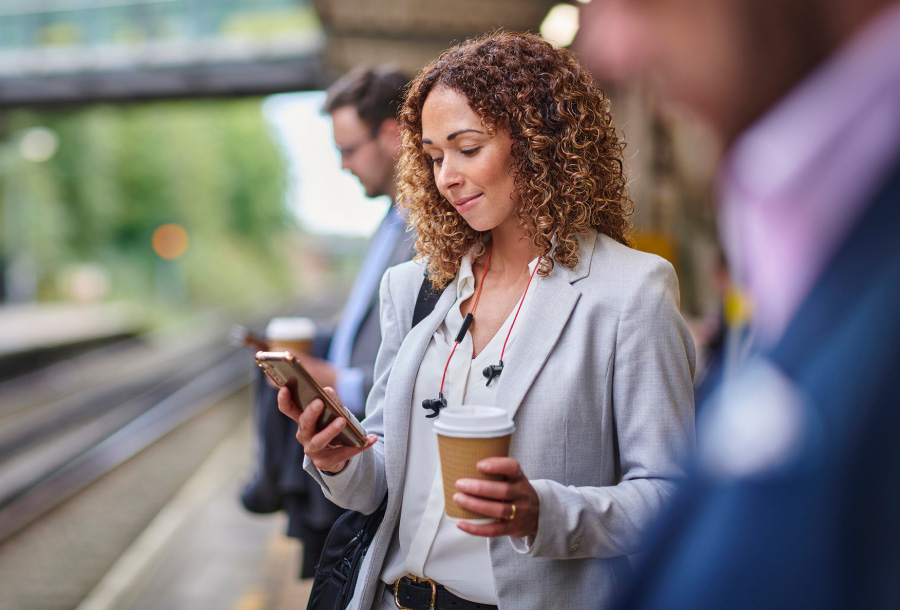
xmin=305 ymin=230 xmax=696 ymax=610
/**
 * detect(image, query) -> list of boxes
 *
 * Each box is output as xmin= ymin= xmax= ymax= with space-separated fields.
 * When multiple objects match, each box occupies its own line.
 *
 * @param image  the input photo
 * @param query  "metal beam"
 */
xmin=0 ymin=36 xmax=327 ymax=107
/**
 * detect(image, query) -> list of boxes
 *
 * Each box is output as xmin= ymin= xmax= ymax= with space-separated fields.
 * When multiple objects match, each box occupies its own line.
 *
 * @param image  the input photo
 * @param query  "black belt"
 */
xmin=391 ymin=575 xmax=499 ymax=610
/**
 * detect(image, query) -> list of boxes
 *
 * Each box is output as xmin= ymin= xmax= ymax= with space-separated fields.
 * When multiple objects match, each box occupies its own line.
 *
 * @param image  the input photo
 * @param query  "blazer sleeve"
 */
xmin=302 ymin=267 xmax=405 ymax=515
xmin=525 ymin=258 xmax=697 ymax=559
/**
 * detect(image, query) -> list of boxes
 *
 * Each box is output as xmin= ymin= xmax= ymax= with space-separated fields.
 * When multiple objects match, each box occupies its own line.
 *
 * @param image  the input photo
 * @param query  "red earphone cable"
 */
xmin=439 ymin=243 xmax=493 ymax=393
xmin=499 ymin=256 xmax=541 ymax=362
xmin=468 ymin=243 xmax=493 ymax=317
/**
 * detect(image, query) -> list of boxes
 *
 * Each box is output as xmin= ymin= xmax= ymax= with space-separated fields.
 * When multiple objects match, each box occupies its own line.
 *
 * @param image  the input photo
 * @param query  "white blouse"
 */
xmin=379 ymin=251 xmax=538 ymax=603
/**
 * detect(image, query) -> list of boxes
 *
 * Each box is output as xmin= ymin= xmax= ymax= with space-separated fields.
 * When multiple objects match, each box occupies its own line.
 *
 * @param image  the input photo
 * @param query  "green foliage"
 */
xmin=2 ymin=98 xmax=295 ymax=313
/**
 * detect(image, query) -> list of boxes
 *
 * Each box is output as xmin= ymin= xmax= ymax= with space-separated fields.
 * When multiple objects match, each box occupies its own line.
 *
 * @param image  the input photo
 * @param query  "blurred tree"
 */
xmin=2 ymin=98 xmax=294 ymax=312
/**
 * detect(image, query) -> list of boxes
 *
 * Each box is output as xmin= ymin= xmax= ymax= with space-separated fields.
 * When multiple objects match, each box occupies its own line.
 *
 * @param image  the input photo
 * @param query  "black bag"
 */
xmin=306 ymin=498 xmax=387 ymax=609
xmin=306 ymin=275 xmax=443 ymax=610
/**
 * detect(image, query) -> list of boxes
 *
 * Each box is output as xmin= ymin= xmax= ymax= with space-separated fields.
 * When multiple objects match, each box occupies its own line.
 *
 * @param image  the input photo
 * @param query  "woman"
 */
xmin=279 ymin=32 xmax=695 ymax=610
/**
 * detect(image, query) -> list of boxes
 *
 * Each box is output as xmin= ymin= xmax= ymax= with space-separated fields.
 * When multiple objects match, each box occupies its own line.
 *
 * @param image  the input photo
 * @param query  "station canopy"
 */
xmin=0 ymin=0 xmax=559 ymax=107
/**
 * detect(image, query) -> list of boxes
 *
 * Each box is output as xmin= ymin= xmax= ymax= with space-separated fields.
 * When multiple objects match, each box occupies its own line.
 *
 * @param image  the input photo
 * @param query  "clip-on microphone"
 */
xmin=482 ymin=361 xmax=504 ymax=386
xmin=422 ymin=392 xmax=447 ymax=418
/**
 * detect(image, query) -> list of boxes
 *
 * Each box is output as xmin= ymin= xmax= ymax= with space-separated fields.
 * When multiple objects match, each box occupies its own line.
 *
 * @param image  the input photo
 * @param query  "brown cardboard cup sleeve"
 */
xmin=433 ymin=406 xmax=515 ymax=522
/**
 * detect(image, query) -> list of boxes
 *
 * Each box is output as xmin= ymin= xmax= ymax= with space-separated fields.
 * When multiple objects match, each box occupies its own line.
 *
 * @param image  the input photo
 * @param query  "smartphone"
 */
xmin=254 ymin=351 xmax=368 ymax=448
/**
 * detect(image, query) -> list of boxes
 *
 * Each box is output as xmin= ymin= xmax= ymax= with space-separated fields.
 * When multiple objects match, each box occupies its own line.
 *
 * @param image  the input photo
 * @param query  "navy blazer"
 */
xmin=618 ymin=161 xmax=900 ymax=609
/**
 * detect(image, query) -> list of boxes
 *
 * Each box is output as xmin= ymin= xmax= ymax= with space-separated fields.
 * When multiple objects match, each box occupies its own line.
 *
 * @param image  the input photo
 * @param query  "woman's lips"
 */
xmin=453 ymin=194 xmax=482 ymax=214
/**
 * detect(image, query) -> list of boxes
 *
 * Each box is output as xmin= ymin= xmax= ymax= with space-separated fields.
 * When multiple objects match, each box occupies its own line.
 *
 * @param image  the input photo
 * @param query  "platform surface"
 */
xmin=0 ymin=302 xmax=142 ymax=358
xmin=76 ymin=416 xmax=312 ymax=610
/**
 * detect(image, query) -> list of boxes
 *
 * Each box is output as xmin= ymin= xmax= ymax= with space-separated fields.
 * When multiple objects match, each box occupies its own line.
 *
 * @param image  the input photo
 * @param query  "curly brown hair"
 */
xmin=398 ymin=31 xmax=633 ymax=289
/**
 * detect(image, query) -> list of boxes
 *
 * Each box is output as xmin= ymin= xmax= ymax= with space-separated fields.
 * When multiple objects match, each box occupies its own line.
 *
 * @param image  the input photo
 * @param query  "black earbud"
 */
xmin=482 ymin=361 xmax=504 ymax=386
xmin=422 ymin=393 xmax=447 ymax=418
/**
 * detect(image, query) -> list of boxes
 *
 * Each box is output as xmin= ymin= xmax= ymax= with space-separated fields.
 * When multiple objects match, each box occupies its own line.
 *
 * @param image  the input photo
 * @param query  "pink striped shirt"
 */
xmin=718 ymin=2 xmax=900 ymax=344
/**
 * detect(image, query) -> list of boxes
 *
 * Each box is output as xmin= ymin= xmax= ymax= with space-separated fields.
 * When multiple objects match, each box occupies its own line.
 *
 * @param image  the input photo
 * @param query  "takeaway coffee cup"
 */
xmin=433 ymin=405 xmax=516 ymax=522
xmin=265 ymin=317 xmax=316 ymax=355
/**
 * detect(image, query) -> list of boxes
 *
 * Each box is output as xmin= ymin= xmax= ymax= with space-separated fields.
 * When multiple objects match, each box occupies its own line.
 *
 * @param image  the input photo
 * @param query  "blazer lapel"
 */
xmin=496 ymin=231 xmax=597 ymax=419
xmin=382 ymin=282 xmax=458 ymax=492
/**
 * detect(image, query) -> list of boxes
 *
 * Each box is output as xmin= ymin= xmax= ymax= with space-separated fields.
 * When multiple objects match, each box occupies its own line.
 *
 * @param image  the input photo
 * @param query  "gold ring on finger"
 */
xmin=506 ymin=503 xmax=516 ymax=521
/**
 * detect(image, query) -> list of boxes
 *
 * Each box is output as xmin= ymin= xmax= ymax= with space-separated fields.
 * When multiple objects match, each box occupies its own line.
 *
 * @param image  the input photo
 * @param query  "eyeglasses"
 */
xmin=336 ymin=124 xmax=380 ymax=159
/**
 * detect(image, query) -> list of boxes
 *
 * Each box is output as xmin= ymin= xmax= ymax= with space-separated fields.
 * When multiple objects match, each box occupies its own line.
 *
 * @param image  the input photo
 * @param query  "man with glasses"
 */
xmin=242 ymin=67 xmax=413 ymax=578
xmin=294 ymin=66 xmax=413 ymax=415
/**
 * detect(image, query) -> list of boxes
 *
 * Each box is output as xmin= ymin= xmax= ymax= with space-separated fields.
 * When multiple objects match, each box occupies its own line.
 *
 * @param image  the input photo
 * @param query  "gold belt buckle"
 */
xmin=393 ymin=574 xmax=437 ymax=610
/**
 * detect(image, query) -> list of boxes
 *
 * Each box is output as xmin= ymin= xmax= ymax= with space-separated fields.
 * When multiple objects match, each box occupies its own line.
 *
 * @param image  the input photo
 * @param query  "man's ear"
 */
xmin=377 ymin=118 xmax=402 ymax=156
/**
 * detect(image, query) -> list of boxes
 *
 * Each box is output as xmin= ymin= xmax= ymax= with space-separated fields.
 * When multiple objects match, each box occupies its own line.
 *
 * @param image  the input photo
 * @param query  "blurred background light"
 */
xmin=151 ymin=223 xmax=189 ymax=260
xmin=19 ymin=127 xmax=59 ymax=162
xmin=540 ymin=3 xmax=580 ymax=47
xmin=58 ymin=263 xmax=111 ymax=304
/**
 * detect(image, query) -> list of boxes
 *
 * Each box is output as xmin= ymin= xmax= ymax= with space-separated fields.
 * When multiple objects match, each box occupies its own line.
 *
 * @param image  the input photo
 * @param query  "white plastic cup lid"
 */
xmin=265 ymin=317 xmax=316 ymax=340
xmin=433 ymin=405 xmax=515 ymax=438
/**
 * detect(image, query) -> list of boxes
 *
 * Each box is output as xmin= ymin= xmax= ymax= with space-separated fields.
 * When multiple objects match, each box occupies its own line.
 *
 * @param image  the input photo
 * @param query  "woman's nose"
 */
xmin=435 ymin=157 xmax=461 ymax=192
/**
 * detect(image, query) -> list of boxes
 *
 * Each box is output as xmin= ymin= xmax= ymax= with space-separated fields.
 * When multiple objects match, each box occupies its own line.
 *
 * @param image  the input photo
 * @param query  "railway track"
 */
xmin=0 ymin=330 xmax=249 ymax=543
xmin=0 ymin=294 xmax=343 ymax=546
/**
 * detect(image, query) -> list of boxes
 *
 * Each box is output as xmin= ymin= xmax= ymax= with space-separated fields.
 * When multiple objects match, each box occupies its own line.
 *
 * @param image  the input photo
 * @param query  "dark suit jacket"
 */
xmin=618 ymin=161 xmax=900 ymax=609
xmin=343 ymin=215 xmax=417 ymax=402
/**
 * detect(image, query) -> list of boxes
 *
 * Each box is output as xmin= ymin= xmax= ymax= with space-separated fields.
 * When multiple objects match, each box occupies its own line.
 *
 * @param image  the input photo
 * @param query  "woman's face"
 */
xmin=421 ymin=87 xmax=519 ymax=233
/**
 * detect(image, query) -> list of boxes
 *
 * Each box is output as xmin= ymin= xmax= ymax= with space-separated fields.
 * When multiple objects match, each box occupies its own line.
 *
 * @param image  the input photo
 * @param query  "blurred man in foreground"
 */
xmin=242 ymin=67 xmax=412 ymax=577
xmin=579 ymin=1 xmax=900 ymax=608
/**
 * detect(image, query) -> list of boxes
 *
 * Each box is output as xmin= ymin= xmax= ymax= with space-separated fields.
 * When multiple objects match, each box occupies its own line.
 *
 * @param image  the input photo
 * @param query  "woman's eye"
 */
xmin=427 ymin=157 xmax=443 ymax=167
xmin=461 ymin=148 xmax=480 ymax=156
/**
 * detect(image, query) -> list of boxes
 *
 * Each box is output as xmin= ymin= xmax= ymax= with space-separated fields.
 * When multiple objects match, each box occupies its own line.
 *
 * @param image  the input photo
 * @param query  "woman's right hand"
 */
xmin=277 ymin=386 xmax=377 ymax=474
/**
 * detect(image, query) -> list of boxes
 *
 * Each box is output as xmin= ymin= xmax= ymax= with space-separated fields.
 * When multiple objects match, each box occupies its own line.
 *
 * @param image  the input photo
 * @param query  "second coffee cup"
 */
xmin=433 ymin=405 xmax=515 ymax=522
xmin=265 ymin=316 xmax=316 ymax=355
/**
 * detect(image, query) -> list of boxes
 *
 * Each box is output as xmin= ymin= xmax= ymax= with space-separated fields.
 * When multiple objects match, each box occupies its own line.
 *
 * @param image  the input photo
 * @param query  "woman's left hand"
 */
xmin=453 ymin=457 xmax=539 ymax=538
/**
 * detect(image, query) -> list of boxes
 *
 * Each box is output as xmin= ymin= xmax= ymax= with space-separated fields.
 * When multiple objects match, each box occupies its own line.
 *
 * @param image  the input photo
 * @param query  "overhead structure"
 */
xmin=0 ymin=0 xmax=559 ymax=107
xmin=0 ymin=0 xmax=322 ymax=108
xmin=0 ymin=37 xmax=326 ymax=108
xmin=311 ymin=0 xmax=559 ymax=78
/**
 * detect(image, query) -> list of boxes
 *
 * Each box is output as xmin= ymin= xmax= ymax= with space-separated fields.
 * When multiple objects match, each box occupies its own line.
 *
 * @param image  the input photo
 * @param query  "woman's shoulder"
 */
xmin=590 ymin=232 xmax=676 ymax=281
xmin=382 ymin=258 xmax=430 ymax=298
xmin=577 ymin=232 xmax=680 ymax=308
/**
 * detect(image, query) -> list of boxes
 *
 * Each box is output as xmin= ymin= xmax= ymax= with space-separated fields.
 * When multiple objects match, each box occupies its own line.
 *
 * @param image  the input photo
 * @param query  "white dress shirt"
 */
xmin=379 ymin=251 xmax=539 ymax=603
